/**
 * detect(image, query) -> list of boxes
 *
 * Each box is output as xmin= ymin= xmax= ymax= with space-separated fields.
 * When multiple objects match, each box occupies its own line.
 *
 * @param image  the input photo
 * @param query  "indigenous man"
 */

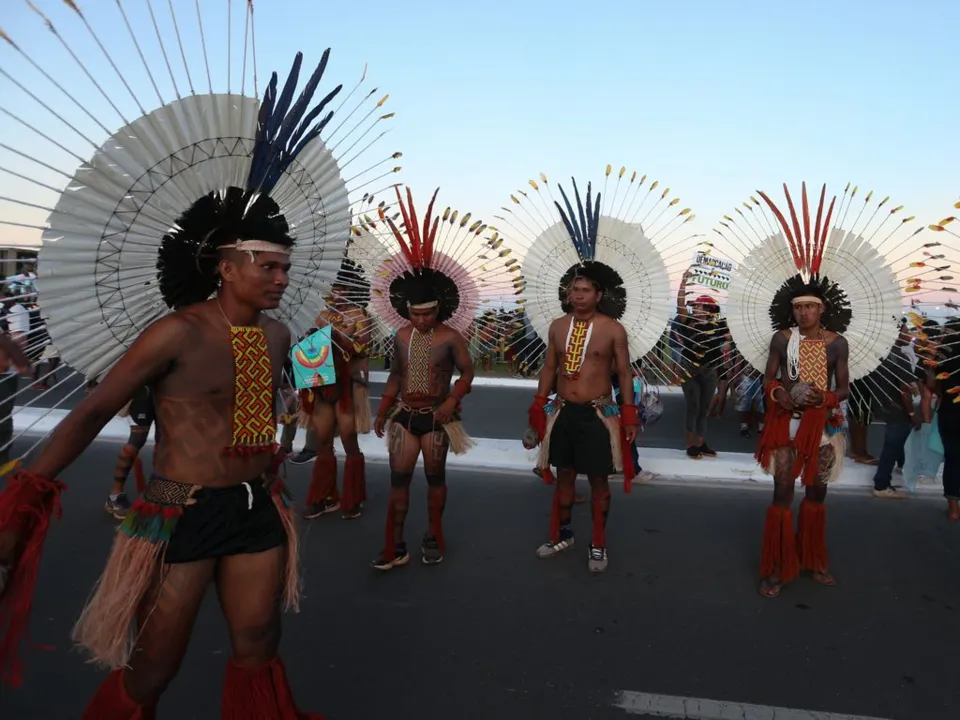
xmin=373 ymin=279 xmax=474 ymax=569
xmin=0 ymin=190 xmax=320 ymax=716
xmin=756 ymin=283 xmax=849 ymax=598
xmin=366 ymin=188 xmax=483 ymax=571
xmin=528 ymin=272 xmax=639 ymax=573
xmin=300 ymin=258 xmax=372 ymax=520
xmin=104 ymin=385 xmax=156 ymax=519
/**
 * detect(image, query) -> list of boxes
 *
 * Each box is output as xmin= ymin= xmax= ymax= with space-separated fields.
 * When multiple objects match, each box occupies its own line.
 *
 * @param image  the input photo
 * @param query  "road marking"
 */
xmin=612 ymin=691 xmax=893 ymax=720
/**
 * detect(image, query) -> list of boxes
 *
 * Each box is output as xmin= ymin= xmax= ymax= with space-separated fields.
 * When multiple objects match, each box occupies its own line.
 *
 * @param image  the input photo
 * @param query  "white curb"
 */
xmin=11 ymin=406 xmax=939 ymax=494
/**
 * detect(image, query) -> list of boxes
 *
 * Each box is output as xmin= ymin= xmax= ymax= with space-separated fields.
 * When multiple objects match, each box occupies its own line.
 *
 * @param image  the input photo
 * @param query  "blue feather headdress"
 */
xmin=553 ymin=178 xmax=626 ymax=319
xmin=157 ymin=51 xmax=341 ymax=309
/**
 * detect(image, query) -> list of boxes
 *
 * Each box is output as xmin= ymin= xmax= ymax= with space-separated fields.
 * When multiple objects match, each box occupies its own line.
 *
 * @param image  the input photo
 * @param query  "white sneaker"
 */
xmin=588 ymin=546 xmax=609 ymax=573
xmin=636 ymin=470 xmax=655 ymax=483
xmin=872 ymin=487 xmax=907 ymax=499
xmin=536 ymin=537 xmax=574 ymax=558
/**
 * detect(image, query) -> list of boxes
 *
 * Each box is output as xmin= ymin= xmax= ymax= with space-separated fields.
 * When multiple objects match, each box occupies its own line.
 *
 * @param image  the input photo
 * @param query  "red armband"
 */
xmin=0 ymin=469 xmax=66 ymax=686
xmin=376 ymin=394 xmax=397 ymax=420
xmin=451 ymin=377 xmax=472 ymax=402
xmin=528 ymin=395 xmax=550 ymax=439
xmin=820 ymin=391 xmax=839 ymax=409
xmin=619 ymin=403 xmax=640 ymax=427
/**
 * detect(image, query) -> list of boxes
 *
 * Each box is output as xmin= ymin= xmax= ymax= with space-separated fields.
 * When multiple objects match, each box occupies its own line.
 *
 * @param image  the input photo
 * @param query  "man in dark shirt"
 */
xmin=871 ymin=343 xmax=918 ymax=499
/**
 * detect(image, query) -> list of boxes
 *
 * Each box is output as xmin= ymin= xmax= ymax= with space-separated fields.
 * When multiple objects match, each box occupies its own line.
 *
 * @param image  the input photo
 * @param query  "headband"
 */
xmin=791 ymin=295 xmax=823 ymax=306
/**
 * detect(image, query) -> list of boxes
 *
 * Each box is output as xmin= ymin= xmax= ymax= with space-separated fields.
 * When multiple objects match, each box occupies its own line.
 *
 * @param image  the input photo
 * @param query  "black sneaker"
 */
xmin=104 ymin=493 xmax=132 ymax=520
xmin=288 ymin=450 xmax=317 ymax=465
xmin=698 ymin=444 xmax=717 ymax=457
xmin=372 ymin=544 xmax=410 ymax=571
xmin=421 ymin=534 xmax=443 ymax=565
xmin=686 ymin=446 xmax=702 ymax=459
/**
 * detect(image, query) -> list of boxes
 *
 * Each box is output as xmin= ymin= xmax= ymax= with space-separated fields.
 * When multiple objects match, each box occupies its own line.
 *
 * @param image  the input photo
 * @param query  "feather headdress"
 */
xmin=713 ymin=182 xmax=923 ymax=404
xmin=496 ymin=166 xmax=699 ymax=384
xmin=358 ymin=186 xmax=520 ymax=361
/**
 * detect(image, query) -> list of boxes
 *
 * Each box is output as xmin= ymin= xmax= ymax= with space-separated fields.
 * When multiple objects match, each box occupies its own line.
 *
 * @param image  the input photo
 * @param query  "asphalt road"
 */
xmin=0 ymin=440 xmax=957 ymax=719
xmin=14 ymin=369 xmax=891 ymax=454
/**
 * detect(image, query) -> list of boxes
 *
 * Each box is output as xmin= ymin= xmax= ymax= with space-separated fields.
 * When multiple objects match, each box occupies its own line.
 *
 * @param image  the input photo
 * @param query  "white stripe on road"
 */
xmin=612 ymin=691 xmax=892 ymax=720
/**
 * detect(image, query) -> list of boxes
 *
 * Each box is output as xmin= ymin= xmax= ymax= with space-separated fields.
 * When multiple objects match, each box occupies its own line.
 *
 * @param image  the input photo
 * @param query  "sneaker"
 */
xmin=698 ymin=444 xmax=717 ymax=457
xmin=104 ymin=493 xmax=132 ymax=520
xmin=288 ymin=450 xmax=317 ymax=465
xmin=372 ymin=544 xmax=410 ymax=571
xmin=588 ymin=546 xmax=609 ymax=573
xmin=872 ymin=487 xmax=907 ymax=499
xmin=536 ymin=536 xmax=575 ymax=558
xmin=686 ymin=446 xmax=702 ymax=459
xmin=304 ymin=498 xmax=340 ymax=519
xmin=421 ymin=534 xmax=443 ymax=565
xmin=636 ymin=470 xmax=655 ymax=483
xmin=341 ymin=506 xmax=362 ymax=520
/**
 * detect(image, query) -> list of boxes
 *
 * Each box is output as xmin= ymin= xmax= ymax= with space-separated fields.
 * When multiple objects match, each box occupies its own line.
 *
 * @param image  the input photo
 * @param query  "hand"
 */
xmin=911 ymin=415 xmax=922 ymax=431
xmin=804 ymin=389 xmax=825 ymax=409
xmin=374 ymin=415 xmax=387 ymax=438
xmin=433 ymin=397 xmax=458 ymax=424
xmin=773 ymin=387 xmax=796 ymax=412
xmin=624 ymin=428 xmax=637 ymax=445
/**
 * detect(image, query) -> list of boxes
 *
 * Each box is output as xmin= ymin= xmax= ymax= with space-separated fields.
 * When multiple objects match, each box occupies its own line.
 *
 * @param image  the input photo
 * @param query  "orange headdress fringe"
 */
xmin=380 ymin=186 xmax=441 ymax=270
xmin=758 ymin=182 xmax=837 ymax=277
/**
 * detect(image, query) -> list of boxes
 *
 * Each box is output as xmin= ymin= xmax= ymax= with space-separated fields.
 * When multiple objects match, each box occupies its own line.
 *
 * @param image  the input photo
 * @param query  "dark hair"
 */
xmin=768 ymin=274 xmax=852 ymax=333
xmin=558 ymin=261 xmax=625 ymax=319
xmin=332 ymin=257 xmax=370 ymax=307
xmin=388 ymin=268 xmax=459 ymax=323
xmin=156 ymin=187 xmax=294 ymax=309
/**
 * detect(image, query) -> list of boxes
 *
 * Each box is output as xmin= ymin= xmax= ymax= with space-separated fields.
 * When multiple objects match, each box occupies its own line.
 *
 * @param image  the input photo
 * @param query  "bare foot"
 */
xmin=852 ymin=455 xmax=878 ymax=466
xmin=947 ymin=499 xmax=960 ymax=522
xmin=812 ymin=571 xmax=836 ymax=586
xmin=759 ymin=576 xmax=783 ymax=598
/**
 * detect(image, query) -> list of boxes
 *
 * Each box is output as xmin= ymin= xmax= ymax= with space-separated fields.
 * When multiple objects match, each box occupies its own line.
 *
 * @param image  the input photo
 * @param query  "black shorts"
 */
xmin=548 ymin=401 xmax=615 ymax=477
xmin=390 ymin=408 xmax=441 ymax=436
xmin=161 ymin=477 xmax=286 ymax=565
xmin=129 ymin=387 xmax=155 ymax=428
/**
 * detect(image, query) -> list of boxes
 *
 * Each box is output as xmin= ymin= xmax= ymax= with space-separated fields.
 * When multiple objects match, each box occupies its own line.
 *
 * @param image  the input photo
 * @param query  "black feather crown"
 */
xmin=553 ymin=178 xmax=626 ymax=319
xmin=154 ymin=51 xmax=341 ymax=310
xmin=768 ymin=274 xmax=852 ymax=333
xmin=331 ymin=257 xmax=371 ymax=308
xmin=388 ymin=268 xmax=460 ymax=324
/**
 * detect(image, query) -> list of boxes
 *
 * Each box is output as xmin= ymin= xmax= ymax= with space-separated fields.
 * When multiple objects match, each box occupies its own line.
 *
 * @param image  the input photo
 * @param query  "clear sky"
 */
xmin=1 ymin=0 xmax=958 ymax=255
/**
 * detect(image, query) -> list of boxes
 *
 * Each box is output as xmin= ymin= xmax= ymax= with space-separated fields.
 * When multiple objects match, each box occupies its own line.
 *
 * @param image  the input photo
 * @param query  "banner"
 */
xmin=290 ymin=326 xmax=337 ymax=390
xmin=690 ymin=251 xmax=734 ymax=291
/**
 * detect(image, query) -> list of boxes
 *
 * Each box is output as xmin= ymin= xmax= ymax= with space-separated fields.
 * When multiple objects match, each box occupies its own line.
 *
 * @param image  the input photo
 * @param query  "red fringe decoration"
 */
xmin=619 ymin=421 xmax=634 ymax=493
xmin=0 ymin=470 xmax=66 ymax=687
xmin=298 ymin=389 xmax=315 ymax=417
xmin=222 ymin=656 xmax=325 ymax=719
xmin=756 ymin=383 xmax=791 ymax=470
xmin=341 ymin=454 xmax=365 ymax=511
xmin=83 ymin=669 xmax=156 ymax=719
xmin=797 ymin=499 xmax=829 ymax=574
xmin=759 ymin=505 xmax=799 ymax=583
xmin=427 ymin=485 xmax=447 ymax=552
xmin=591 ymin=488 xmax=611 ymax=548
xmin=305 ymin=454 xmax=337 ymax=506
xmin=132 ymin=457 xmax=146 ymax=496
xmin=541 ymin=467 xmax=555 ymax=485
xmin=268 ymin=483 xmax=301 ymax=613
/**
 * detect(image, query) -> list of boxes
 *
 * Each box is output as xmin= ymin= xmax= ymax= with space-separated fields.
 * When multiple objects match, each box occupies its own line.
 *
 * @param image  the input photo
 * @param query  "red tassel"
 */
xmin=222 ymin=656 xmax=325 ymax=719
xmin=427 ymin=485 xmax=447 ymax=552
xmin=83 ymin=669 xmax=156 ymax=719
xmin=541 ymin=467 xmax=555 ymax=485
xmin=0 ymin=470 xmax=66 ymax=687
xmin=619 ymin=422 xmax=634 ymax=493
xmin=305 ymin=454 xmax=337 ymax=506
xmin=756 ymin=403 xmax=791 ymax=470
xmin=133 ymin=457 xmax=146 ymax=496
xmin=759 ymin=505 xmax=799 ymax=583
xmin=797 ymin=499 xmax=829 ymax=573
xmin=341 ymin=454 xmax=365 ymax=511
